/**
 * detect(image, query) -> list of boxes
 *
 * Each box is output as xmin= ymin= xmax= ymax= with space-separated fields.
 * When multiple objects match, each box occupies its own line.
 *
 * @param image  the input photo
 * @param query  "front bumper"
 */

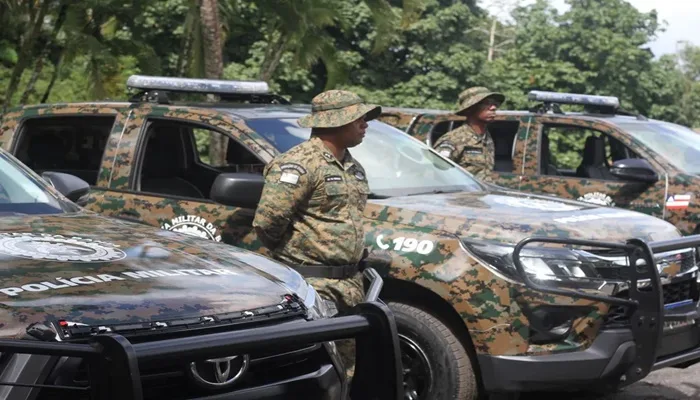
xmin=0 ymin=301 xmax=401 ymax=400
xmin=481 ymin=235 xmax=700 ymax=393
xmin=479 ymin=320 xmax=700 ymax=392
xmin=222 ymin=363 xmax=343 ymax=400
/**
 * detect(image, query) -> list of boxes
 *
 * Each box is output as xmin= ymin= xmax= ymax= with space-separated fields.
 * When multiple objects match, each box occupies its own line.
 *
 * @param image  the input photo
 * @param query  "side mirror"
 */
xmin=41 ymin=171 xmax=90 ymax=205
xmin=610 ymin=158 xmax=658 ymax=183
xmin=210 ymin=172 xmax=264 ymax=209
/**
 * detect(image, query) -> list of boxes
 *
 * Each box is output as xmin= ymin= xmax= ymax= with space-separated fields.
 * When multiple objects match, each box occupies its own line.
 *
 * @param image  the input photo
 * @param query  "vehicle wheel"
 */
xmin=387 ymin=301 xmax=478 ymax=400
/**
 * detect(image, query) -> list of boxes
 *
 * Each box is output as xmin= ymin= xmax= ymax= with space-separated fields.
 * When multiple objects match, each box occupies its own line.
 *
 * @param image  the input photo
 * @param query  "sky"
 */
xmin=480 ymin=0 xmax=700 ymax=57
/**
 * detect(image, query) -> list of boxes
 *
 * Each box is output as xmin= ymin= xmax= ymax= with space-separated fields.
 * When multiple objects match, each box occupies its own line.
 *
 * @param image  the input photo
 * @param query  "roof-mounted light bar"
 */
xmin=126 ymin=75 xmax=270 ymax=95
xmin=528 ymin=90 xmax=620 ymax=109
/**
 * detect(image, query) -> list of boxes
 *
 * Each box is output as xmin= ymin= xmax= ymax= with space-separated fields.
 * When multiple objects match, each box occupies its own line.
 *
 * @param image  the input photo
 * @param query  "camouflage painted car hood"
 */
xmin=367 ymin=188 xmax=681 ymax=243
xmin=0 ymin=213 xmax=302 ymax=339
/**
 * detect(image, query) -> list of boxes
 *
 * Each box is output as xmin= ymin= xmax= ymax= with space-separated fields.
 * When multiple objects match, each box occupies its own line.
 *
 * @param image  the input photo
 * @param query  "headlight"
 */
xmin=462 ymin=238 xmax=697 ymax=293
xmin=302 ymin=284 xmax=338 ymax=319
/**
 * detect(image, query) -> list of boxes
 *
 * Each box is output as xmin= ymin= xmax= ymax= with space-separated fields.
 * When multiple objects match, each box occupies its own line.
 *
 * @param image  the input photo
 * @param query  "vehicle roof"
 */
xmin=11 ymin=101 xmax=665 ymax=127
xmin=381 ymin=106 xmax=453 ymax=115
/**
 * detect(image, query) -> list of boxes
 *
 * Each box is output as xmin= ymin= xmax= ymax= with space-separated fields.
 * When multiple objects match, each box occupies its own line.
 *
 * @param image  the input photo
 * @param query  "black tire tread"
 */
xmin=388 ymin=301 xmax=478 ymax=400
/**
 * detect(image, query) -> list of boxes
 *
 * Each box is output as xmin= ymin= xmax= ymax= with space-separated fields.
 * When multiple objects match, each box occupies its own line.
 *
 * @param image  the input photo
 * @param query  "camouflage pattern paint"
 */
xmin=0 ymin=212 xmax=308 ymax=339
xmin=254 ymin=136 xmax=370 ymax=266
xmin=298 ymin=90 xmax=381 ymax=128
xmin=454 ymin=86 xmax=505 ymax=116
xmin=0 ymin=101 xmax=693 ymax=362
xmin=386 ymin=108 xmax=700 ymax=235
xmin=433 ymin=124 xmax=496 ymax=182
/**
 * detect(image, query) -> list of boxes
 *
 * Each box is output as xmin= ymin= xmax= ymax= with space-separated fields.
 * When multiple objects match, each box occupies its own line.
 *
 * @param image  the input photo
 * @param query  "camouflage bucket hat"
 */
xmin=456 ymin=86 xmax=505 ymax=115
xmin=298 ymin=90 xmax=382 ymax=128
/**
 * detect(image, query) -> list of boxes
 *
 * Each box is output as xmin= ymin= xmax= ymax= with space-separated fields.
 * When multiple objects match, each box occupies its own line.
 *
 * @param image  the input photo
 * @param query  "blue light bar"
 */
xmin=126 ymin=75 xmax=270 ymax=95
xmin=528 ymin=90 xmax=620 ymax=109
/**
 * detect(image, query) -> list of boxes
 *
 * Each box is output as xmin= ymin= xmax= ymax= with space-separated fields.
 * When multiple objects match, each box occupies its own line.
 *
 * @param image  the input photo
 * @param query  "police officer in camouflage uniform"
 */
xmin=252 ymin=89 xmax=381 ymax=381
xmin=433 ymin=86 xmax=505 ymax=183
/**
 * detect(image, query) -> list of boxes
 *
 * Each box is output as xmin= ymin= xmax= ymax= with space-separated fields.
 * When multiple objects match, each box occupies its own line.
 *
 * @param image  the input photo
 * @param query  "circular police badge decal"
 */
xmin=161 ymin=215 xmax=222 ymax=242
xmin=492 ymin=196 xmax=582 ymax=212
xmin=577 ymin=192 xmax=615 ymax=207
xmin=0 ymin=233 xmax=126 ymax=262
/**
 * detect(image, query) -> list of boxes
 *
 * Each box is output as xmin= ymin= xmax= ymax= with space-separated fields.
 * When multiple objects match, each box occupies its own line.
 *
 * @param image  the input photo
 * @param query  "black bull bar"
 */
xmin=0 ymin=268 xmax=402 ymax=400
xmin=513 ymin=235 xmax=700 ymax=386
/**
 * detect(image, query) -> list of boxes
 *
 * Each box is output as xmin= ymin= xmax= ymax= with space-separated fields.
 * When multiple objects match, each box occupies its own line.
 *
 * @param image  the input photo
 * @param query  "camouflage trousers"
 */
xmin=306 ymin=272 xmax=365 ymax=381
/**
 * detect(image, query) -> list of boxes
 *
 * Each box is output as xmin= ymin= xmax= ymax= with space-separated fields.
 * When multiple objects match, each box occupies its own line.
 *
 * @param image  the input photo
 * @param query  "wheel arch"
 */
xmin=380 ymin=277 xmax=485 ymax=391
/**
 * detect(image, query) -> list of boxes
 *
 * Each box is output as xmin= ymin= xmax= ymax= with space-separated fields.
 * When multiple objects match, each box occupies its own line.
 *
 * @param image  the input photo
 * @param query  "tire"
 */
xmin=388 ymin=301 xmax=478 ymax=400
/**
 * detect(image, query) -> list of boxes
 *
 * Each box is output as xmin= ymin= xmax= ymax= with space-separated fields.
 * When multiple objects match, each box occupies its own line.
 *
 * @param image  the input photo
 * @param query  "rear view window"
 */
xmin=14 ymin=116 xmax=115 ymax=185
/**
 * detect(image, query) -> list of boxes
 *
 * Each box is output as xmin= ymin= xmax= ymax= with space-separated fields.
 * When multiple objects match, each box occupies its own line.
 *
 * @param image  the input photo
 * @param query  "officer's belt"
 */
xmin=289 ymin=263 xmax=359 ymax=279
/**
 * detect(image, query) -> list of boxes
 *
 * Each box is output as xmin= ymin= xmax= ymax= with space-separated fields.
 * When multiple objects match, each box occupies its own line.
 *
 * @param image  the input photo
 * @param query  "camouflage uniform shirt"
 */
xmin=253 ymin=136 xmax=369 ymax=266
xmin=434 ymin=124 xmax=495 ymax=182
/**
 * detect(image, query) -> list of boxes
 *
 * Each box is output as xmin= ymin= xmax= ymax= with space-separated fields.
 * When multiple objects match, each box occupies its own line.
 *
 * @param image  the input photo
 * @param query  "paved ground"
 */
xmin=520 ymin=362 xmax=700 ymax=399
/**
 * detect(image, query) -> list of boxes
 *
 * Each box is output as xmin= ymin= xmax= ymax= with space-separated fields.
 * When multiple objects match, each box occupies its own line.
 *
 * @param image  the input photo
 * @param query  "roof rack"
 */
xmin=527 ymin=90 xmax=647 ymax=120
xmin=126 ymin=75 xmax=291 ymax=105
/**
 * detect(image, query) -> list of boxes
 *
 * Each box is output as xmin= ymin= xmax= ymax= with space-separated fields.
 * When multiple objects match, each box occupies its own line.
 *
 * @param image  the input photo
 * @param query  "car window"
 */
xmin=245 ymin=118 xmax=484 ymax=196
xmin=0 ymin=150 xmax=75 ymax=215
xmin=541 ymin=124 xmax=638 ymax=180
xmin=136 ymin=119 xmax=264 ymax=200
xmin=613 ymin=120 xmax=700 ymax=175
xmin=14 ymin=116 xmax=114 ymax=185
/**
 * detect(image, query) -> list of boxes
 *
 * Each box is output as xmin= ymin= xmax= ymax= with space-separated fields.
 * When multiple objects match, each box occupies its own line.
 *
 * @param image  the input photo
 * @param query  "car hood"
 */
xmin=366 ymin=189 xmax=681 ymax=243
xmin=0 ymin=213 xmax=305 ymax=339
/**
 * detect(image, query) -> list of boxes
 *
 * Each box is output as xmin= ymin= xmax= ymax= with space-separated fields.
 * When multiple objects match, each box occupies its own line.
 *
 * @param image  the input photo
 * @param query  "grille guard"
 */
xmin=512 ymin=235 xmax=700 ymax=387
xmin=0 ymin=268 xmax=402 ymax=400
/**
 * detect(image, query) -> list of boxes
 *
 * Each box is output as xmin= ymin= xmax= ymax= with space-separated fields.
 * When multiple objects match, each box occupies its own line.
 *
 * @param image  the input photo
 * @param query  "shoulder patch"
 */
xmin=325 ymin=175 xmax=343 ymax=182
xmin=279 ymin=163 xmax=307 ymax=175
xmin=280 ymin=172 xmax=300 ymax=185
xmin=354 ymin=169 xmax=366 ymax=181
xmin=436 ymin=141 xmax=456 ymax=152
xmin=322 ymin=152 xmax=335 ymax=161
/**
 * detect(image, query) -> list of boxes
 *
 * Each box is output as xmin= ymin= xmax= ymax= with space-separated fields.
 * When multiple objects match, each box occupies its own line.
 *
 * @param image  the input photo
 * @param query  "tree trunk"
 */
xmin=258 ymin=34 xmax=289 ymax=82
xmin=199 ymin=0 xmax=227 ymax=166
xmin=20 ymin=3 xmax=68 ymax=105
xmin=488 ymin=19 xmax=496 ymax=62
xmin=3 ymin=0 xmax=51 ymax=111
xmin=41 ymin=50 xmax=63 ymax=103
xmin=19 ymin=56 xmax=45 ymax=104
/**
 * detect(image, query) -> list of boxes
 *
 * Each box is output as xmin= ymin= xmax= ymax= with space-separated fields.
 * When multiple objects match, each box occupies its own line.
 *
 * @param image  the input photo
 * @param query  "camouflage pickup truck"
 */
xmin=3 ymin=76 xmax=700 ymax=400
xmin=379 ymin=91 xmax=700 ymax=236
xmin=0 ymin=143 xmax=401 ymax=399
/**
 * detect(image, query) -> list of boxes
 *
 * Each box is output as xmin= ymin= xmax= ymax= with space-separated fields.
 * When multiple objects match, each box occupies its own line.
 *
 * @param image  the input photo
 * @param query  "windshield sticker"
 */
xmin=577 ymin=192 xmax=615 ymax=207
xmin=0 ymin=268 xmax=239 ymax=297
xmin=666 ymin=194 xmax=691 ymax=210
xmin=492 ymin=196 xmax=582 ymax=212
xmin=0 ymin=233 xmax=126 ymax=262
xmin=375 ymin=235 xmax=435 ymax=255
xmin=553 ymin=211 xmax=630 ymax=224
xmin=161 ymin=215 xmax=222 ymax=242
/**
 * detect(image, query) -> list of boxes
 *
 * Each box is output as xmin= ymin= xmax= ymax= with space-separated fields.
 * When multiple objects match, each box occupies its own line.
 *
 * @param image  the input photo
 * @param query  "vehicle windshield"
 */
xmin=245 ymin=118 xmax=484 ymax=197
xmin=614 ymin=119 xmax=700 ymax=175
xmin=0 ymin=150 xmax=74 ymax=215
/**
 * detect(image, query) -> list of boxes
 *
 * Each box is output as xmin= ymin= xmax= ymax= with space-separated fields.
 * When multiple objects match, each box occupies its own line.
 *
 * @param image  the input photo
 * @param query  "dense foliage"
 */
xmin=1 ymin=0 xmax=699 ymax=128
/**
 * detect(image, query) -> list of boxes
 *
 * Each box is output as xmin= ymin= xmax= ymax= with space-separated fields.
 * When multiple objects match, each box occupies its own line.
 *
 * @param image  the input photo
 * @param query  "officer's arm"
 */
xmin=252 ymin=162 xmax=314 ymax=249
xmin=434 ymin=137 xmax=464 ymax=162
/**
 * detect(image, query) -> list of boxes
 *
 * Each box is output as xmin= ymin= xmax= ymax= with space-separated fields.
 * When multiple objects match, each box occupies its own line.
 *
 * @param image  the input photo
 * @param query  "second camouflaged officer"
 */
xmin=433 ymin=86 xmax=505 ymax=183
xmin=252 ymin=89 xmax=381 ymax=381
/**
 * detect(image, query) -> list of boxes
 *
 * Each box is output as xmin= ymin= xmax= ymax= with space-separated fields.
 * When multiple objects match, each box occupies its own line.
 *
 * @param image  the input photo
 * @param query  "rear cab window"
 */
xmin=13 ymin=116 xmax=115 ymax=185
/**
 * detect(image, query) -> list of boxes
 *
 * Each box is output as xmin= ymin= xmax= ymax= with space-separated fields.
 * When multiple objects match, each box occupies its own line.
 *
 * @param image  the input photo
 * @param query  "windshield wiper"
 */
xmin=406 ymin=189 xmax=464 ymax=196
xmin=368 ymin=192 xmax=392 ymax=199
